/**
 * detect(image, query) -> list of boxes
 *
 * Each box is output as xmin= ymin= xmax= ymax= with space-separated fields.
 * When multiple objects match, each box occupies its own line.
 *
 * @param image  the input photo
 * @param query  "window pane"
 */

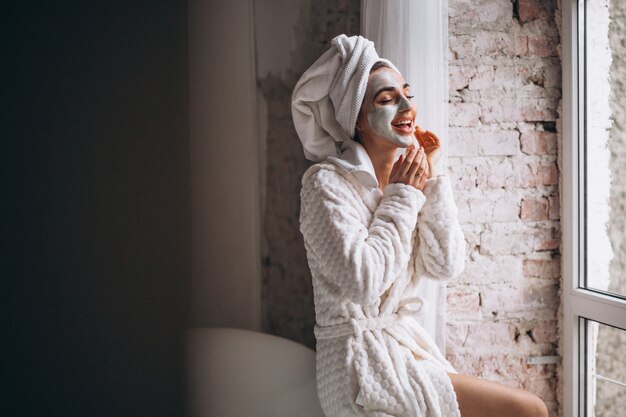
xmin=583 ymin=319 xmax=626 ymax=416
xmin=583 ymin=0 xmax=626 ymax=299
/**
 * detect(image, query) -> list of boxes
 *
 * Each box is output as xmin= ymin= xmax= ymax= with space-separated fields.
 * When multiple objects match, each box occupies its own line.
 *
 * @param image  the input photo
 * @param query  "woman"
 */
xmin=292 ymin=35 xmax=548 ymax=417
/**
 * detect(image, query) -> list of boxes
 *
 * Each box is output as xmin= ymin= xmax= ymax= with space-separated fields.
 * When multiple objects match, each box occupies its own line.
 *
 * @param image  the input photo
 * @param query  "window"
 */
xmin=562 ymin=1 xmax=626 ymax=416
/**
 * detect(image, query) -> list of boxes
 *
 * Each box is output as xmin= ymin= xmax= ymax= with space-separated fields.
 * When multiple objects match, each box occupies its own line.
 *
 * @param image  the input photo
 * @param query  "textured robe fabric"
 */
xmin=299 ymin=141 xmax=466 ymax=417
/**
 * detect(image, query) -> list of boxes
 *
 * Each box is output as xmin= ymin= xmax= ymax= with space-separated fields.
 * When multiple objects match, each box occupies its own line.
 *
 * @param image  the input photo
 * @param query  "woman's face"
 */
xmin=357 ymin=66 xmax=417 ymax=147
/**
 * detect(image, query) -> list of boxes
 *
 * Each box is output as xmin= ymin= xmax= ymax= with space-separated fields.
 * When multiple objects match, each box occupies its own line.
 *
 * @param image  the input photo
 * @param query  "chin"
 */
xmin=394 ymin=136 xmax=415 ymax=147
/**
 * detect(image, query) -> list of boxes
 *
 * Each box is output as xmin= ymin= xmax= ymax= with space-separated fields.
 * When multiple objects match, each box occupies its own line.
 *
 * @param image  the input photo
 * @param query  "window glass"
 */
xmin=583 ymin=0 xmax=626 ymax=300
xmin=582 ymin=318 xmax=626 ymax=416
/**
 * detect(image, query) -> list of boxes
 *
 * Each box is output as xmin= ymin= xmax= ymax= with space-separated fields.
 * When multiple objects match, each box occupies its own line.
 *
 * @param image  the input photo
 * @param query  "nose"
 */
xmin=398 ymin=94 xmax=414 ymax=113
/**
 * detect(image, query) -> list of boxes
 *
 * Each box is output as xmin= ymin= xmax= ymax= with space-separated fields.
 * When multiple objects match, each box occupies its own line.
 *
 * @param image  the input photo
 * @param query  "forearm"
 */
xmin=415 ymin=175 xmax=466 ymax=279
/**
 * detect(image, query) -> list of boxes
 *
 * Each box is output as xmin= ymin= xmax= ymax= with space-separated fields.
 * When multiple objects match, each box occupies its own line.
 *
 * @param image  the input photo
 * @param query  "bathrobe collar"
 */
xmin=326 ymin=139 xmax=380 ymax=190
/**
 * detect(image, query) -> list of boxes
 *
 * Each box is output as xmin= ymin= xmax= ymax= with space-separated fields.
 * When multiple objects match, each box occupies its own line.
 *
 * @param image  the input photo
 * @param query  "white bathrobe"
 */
xmin=299 ymin=140 xmax=466 ymax=417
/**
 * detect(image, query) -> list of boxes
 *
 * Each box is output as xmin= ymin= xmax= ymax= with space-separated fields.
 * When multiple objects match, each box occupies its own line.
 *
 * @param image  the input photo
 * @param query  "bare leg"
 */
xmin=447 ymin=373 xmax=548 ymax=417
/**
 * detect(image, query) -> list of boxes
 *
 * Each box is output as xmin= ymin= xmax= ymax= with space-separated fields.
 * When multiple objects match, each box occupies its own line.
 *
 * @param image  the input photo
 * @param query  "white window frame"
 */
xmin=562 ymin=1 xmax=626 ymax=416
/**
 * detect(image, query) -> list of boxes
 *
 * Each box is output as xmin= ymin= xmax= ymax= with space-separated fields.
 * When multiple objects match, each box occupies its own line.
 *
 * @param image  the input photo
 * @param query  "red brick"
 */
xmin=516 ymin=35 xmax=529 ymax=56
xmin=520 ymin=99 xmax=558 ymax=121
xmin=518 ymin=162 xmax=559 ymax=188
xmin=528 ymin=35 xmax=559 ymax=57
xmin=548 ymin=194 xmax=560 ymax=219
xmin=521 ymin=198 xmax=549 ymax=221
xmin=534 ymin=227 xmax=561 ymax=251
xmin=447 ymin=289 xmax=481 ymax=315
xmin=523 ymin=258 xmax=561 ymax=279
xmin=517 ymin=0 xmax=555 ymax=23
xmin=520 ymin=131 xmax=558 ymax=155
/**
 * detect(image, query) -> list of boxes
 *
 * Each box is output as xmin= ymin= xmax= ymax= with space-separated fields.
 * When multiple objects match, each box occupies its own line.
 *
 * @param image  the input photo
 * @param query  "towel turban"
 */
xmin=291 ymin=34 xmax=399 ymax=162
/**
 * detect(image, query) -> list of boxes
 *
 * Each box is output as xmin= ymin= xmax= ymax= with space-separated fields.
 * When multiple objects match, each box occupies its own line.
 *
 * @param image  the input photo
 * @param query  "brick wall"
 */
xmin=446 ymin=1 xmax=561 ymax=416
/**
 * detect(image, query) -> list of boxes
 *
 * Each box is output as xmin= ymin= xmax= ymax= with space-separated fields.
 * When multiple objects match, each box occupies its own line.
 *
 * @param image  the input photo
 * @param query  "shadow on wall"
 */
xmin=256 ymin=0 xmax=362 ymax=350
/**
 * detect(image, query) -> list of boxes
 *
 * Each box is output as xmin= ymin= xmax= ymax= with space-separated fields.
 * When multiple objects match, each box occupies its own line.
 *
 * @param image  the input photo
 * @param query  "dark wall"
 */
xmin=4 ymin=2 xmax=190 ymax=416
xmin=259 ymin=0 xmax=360 ymax=349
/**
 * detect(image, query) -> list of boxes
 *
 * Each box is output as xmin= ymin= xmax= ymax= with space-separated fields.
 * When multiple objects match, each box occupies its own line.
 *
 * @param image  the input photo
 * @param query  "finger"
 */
xmin=399 ymin=146 xmax=418 ymax=177
xmin=415 ymin=158 xmax=426 ymax=178
xmin=417 ymin=159 xmax=427 ymax=182
xmin=413 ymin=147 xmax=425 ymax=169
xmin=418 ymin=150 xmax=427 ymax=167
xmin=390 ymin=154 xmax=406 ymax=181
xmin=425 ymin=130 xmax=440 ymax=146
xmin=418 ymin=171 xmax=427 ymax=188
xmin=405 ymin=149 xmax=424 ymax=183
xmin=407 ymin=159 xmax=420 ymax=178
xmin=390 ymin=154 xmax=403 ymax=178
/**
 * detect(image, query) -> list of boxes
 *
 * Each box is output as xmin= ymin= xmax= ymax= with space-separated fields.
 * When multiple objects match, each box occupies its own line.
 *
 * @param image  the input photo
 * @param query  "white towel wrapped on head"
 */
xmin=291 ymin=34 xmax=398 ymax=162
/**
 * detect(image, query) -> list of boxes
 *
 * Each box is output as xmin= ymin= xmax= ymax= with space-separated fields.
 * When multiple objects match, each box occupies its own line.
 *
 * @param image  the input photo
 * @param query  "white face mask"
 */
xmin=362 ymin=69 xmax=416 ymax=147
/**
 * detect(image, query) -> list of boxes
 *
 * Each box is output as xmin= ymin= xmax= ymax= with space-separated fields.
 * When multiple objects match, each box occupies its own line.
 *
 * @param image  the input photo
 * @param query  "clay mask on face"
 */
xmin=365 ymin=70 xmax=415 ymax=147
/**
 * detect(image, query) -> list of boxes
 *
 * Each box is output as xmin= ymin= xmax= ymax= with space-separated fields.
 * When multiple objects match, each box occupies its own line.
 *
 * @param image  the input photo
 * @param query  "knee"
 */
xmin=512 ymin=391 xmax=548 ymax=417
xmin=530 ymin=394 xmax=549 ymax=417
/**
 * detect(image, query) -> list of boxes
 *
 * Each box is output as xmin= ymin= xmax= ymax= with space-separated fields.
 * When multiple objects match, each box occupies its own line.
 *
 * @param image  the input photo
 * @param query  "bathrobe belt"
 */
xmin=313 ymin=296 xmax=426 ymax=341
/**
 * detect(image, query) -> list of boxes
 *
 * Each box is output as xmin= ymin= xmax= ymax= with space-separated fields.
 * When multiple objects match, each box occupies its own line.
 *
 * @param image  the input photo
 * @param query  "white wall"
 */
xmin=189 ymin=0 xmax=261 ymax=329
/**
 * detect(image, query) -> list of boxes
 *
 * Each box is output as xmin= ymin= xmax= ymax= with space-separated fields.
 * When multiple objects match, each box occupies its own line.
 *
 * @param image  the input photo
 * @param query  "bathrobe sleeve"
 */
xmin=300 ymin=166 xmax=426 ymax=305
xmin=414 ymin=175 xmax=466 ymax=280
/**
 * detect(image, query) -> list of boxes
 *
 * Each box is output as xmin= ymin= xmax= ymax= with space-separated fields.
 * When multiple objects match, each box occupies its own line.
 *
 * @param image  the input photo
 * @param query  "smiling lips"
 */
xmin=391 ymin=118 xmax=414 ymax=134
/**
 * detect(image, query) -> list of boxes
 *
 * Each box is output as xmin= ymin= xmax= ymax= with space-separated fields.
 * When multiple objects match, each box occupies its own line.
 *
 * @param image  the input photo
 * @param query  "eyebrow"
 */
xmin=373 ymin=83 xmax=411 ymax=98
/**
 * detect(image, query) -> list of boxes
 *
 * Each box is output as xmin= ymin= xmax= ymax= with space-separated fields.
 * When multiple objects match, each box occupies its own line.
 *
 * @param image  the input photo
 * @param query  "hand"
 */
xmin=415 ymin=127 xmax=442 ymax=178
xmin=389 ymin=145 xmax=429 ymax=191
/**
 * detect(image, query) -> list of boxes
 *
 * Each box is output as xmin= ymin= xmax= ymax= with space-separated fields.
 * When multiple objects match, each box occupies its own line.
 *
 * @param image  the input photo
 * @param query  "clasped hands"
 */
xmin=389 ymin=127 xmax=443 ymax=191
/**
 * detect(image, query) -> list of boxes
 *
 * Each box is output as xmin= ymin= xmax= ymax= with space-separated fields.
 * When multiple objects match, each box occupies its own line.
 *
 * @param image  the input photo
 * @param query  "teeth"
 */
xmin=394 ymin=120 xmax=411 ymax=126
